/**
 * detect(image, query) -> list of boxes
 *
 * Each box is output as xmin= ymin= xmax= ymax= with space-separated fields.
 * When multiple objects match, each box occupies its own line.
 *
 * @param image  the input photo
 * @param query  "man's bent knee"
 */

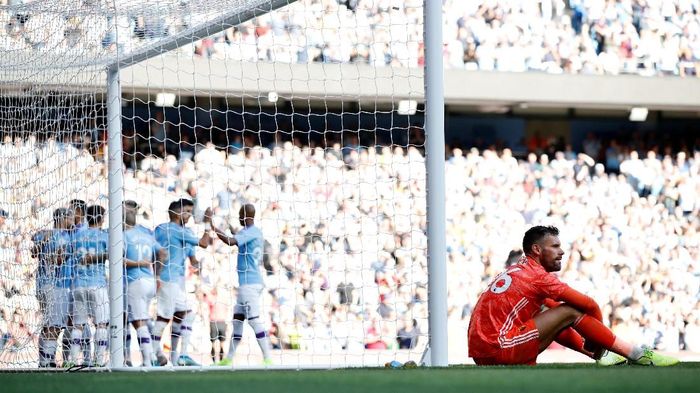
xmin=557 ymin=304 xmax=583 ymax=324
xmin=534 ymin=304 xmax=584 ymax=351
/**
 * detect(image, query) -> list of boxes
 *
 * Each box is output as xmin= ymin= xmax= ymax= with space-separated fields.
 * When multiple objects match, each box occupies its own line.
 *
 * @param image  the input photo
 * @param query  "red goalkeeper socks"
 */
xmin=573 ymin=315 xmax=616 ymax=349
xmin=573 ymin=315 xmax=643 ymax=360
xmin=555 ymin=327 xmax=589 ymax=356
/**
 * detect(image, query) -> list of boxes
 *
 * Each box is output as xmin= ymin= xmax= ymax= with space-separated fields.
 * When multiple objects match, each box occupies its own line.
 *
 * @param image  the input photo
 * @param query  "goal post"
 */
xmin=106 ymin=66 xmax=125 ymax=369
xmin=0 ymin=0 xmax=446 ymax=370
xmin=423 ymin=0 xmax=447 ymax=368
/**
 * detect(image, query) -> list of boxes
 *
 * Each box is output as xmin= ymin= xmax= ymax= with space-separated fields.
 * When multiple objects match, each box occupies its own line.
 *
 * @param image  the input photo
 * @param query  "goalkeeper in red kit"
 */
xmin=467 ymin=226 xmax=679 ymax=366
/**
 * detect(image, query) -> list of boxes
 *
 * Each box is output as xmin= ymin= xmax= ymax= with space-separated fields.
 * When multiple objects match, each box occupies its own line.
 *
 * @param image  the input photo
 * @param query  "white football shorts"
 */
xmin=127 ymin=277 xmax=156 ymax=322
xmin=37 ymin=286 xmax=71 ymax=327
xmin=156 ymin=280 xmax=189 ymax=318
xmin=72 ymin=286 xmax=109 ymax=325
xmin=234 ymin=284 xmax=265 ymax=318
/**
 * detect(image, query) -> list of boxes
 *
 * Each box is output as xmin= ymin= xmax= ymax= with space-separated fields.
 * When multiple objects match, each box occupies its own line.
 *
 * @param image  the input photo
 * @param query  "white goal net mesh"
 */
xmin=0 ymin=0 xmax=430 ymax=369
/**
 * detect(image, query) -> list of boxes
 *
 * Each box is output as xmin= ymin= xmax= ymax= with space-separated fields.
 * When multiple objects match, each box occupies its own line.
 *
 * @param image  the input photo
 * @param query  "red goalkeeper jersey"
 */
xmin=468 ymin=255 xmax=570 ymax=358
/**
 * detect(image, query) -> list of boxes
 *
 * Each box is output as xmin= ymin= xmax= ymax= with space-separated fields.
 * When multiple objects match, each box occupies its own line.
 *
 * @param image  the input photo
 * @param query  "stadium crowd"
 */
xmin=2 ymin=0 xmax=700 ymax=77
xmin=0 ymin=128 xmax=699 ymax=366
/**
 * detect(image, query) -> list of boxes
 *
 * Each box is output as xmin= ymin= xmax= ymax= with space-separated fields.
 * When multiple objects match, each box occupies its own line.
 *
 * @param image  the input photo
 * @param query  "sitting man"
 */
xmin=468 ymin=225 xmax=678 ymax=366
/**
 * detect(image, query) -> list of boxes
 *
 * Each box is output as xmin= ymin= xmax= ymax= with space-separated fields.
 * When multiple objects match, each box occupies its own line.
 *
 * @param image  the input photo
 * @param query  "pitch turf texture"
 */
xmin=2 ymin=363 xmax=699 ymax=393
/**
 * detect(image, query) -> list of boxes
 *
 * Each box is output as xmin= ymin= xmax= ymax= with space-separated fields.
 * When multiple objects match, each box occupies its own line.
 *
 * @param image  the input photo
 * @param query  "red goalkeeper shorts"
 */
xmin=473 ymin=319 xmax=540 ymax=366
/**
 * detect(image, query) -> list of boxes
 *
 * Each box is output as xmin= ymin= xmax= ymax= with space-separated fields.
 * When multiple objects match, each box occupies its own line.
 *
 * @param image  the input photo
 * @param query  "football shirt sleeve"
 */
xmin=179 ymin=227 xmax=200 ymax=246
xmin=154 ymin=226 xmax=166 ymax=245
xmin=533 ymin=270 xmax=569 ymax=300
xmin=234 ymin=229 xmax=255 ymax=246
xmin=555 ymin=287 xmax=603 ymax=322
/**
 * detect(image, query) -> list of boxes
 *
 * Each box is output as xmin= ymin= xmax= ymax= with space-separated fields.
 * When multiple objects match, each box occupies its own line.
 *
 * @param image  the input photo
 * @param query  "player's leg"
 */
xmin=92 ymin=321 xmax=109 ymax=366
xmin=544 ymin=300 xmax=605 ymax=358
xmin=43 ymin=286 xmax=71 ymax=366
xmin=171 ymin=310 xmax=197 ymax=366
xmin=179 ymin=312 xmax=195 ymax=358
xmin=170 ymin=311 xmax=182 ymax=364
xmin=152 ymin=281 xmax=173 ymax=365
xmin=217 ymin=322 xmax=226 ymax=362
xmin=173 ymin=285 xmax=198 ymax=366
xmin=129 ymin=278 xmax=155 ymax=366
xmin=38 ymin=327 xmax=54 ymax=368
xmin=61 ymin=290 xmax=73 ymax=366
xmin=79 ymin=324 xmax=92 ymax=366
xmin=92 ymin=287 xmax=110 ymax=366
xmin=151 ymin=315 xmax=170 ymax=366
xmin=131 ymin=319 xmax=152 ymax=367
xmin=553 ymin=327 xmax=594 ymax=357
xmin=536 ymin=304 xmax=677 ymax=366
xmin=170 ymin=288 xmax=184 ymax=365
xmin=533 ymin=304 xmax=584 ymax=352
xmin=173 ymin=310 xmax=199 ymax=366
xmin=124 ymin=315 xmax=132 ymax=366
xmin=40 ymin=324 xmax=62 ymax=368
xmin=209 ymin=322 xmax=218 ymax=362
xmin=78 ymin=292 xmax=91 ymax=366
xmin=37 ymin=287 xmax=57 ymax=367
xmin=69 ymin=288 xmax=88 ymax=366
xmin=219 ymin=302 xmax=246 ymax=365
xmin=471 ymin=306 xmax=585 ymax=366
xmin=123 ymin=286 xmax=132 ymax=367
xmin=245 ymin=285 xmax=271 ymax=364
xmin=570 ymin=311 xmax=678 ymax=365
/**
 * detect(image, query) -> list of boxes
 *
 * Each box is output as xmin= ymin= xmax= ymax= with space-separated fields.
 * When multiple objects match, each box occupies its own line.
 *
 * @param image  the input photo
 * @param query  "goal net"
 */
xmin=0 ymin=0 xmax=432 ymax=369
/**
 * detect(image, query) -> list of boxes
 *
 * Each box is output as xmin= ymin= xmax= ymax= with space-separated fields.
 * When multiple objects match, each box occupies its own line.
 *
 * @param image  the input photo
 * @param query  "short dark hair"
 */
xmin=86 ymin=205 xmax=105 ymax=226
xmin=168 ymin=198 xmax=194 ymax=213
xmin=522 ymin=226 xmax=559 ymax=254
xmin=53 ymin=207 xmax=72 ymax=221
xmin=69 ymin=199 xmax=87 ymax=212
xmin=124 ymin=200 xmax=139 ymax=209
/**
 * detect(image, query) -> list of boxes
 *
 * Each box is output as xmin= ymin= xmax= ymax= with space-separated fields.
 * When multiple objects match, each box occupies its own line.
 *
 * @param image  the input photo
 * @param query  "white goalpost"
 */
xmin=0 ymin=0 xmax=446 ymax=370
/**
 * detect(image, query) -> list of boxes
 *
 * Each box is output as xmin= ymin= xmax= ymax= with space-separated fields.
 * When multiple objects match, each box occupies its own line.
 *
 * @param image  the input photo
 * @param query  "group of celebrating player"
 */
xmin=32 ymin=196 xmax=679 ymax=368
xmin=32 ymin=198 xmax=271 ymax=367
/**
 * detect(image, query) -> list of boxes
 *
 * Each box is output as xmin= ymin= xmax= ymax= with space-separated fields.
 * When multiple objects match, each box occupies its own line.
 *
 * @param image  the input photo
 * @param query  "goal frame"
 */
xmin=100 ymin=0 xmax=447 ymax=369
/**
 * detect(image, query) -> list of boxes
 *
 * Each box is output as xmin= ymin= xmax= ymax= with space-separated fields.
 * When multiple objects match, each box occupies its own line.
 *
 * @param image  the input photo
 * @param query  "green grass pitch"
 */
xmin=2 ymin=363 xmax=699 ymax=393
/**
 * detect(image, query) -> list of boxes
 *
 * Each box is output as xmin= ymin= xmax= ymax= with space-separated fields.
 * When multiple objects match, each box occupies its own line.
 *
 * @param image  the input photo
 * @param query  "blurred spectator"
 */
xmin=3 ymin=1 xmax=700 ymax=77
xmin=396 ymin=317 xmax=419 ymax=349
xmin=204 ymin=286 xmax=229 ymax=363
xmin=1 ymin=126 xmax=699 ymax=366
xmin=0 ymin=310 xmax=10 ymax=351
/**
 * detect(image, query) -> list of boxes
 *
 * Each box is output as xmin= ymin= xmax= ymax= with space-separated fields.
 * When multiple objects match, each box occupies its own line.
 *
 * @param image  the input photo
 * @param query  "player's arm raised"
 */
xmin=203 ymin=208 xmax=237 ymax=247
xmin=188 ymin=254 xmax=200 ymax=274
xmin=171 ymin=220 xmax=211 ymax=248
xmin=212 ymin=226 xmax=238 ymax=246
xmin=197 ymin=231 xmax=211 ymax=248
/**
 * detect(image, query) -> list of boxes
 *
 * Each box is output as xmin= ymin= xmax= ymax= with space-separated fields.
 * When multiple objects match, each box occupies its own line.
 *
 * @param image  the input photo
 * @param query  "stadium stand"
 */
xmin=0 ymin=133 xmax=699 ymax=364
xmin=1 ymin=0 xmax=699 ymax=76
